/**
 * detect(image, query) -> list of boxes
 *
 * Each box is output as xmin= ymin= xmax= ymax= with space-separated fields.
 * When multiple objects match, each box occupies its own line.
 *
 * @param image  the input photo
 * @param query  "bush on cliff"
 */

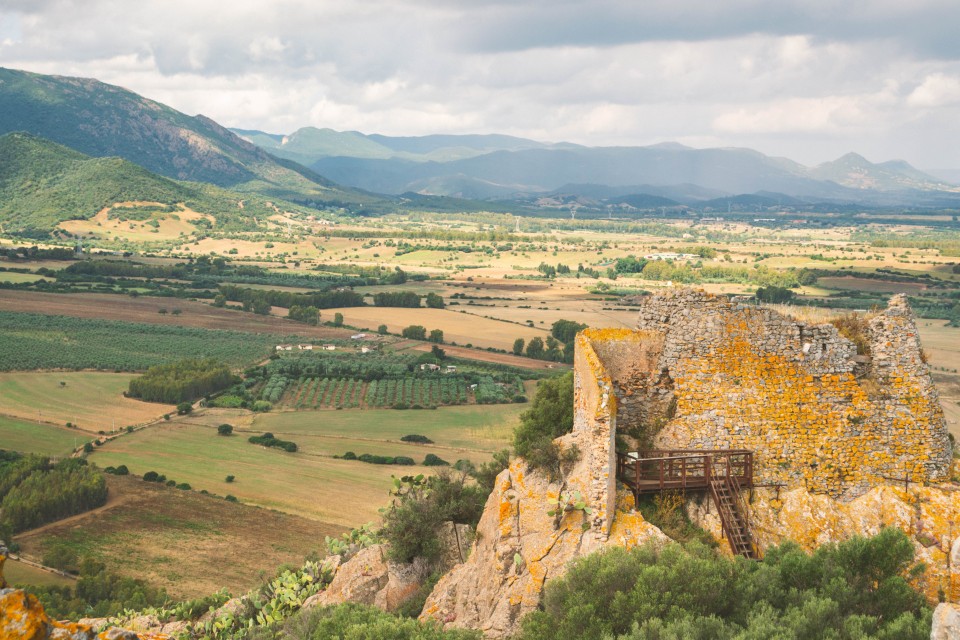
xmin=519 ymin=528 xmax=930 ymax=640
xmin=513 ymin=372 xmax=574 ymax=475
xmin=380 ymin=470 xmax=486 ymax=563
xmin=249 ymin=602 xmax=481 ymax=639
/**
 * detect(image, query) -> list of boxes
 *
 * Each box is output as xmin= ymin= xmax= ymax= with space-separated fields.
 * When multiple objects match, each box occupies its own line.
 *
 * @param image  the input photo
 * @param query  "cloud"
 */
xmin=0 ymin=1 xmax=959 ymax=167
xmin=907 ymin=73 xmax=960 ymax=108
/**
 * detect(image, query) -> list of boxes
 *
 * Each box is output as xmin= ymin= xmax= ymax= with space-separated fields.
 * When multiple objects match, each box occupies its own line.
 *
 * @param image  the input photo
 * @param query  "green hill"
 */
xmin=0 ymin=132 xmax=298 ymax=236
xmin=0 ymin=132 xmax=197 ymax=233
xmin=0 ymin=67 xmax=381 ymax=208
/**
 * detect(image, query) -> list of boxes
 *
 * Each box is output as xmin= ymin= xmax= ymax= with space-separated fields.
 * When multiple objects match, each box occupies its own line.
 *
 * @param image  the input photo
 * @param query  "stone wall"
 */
xmin=621 ymin=289 xmax=951 ymax=498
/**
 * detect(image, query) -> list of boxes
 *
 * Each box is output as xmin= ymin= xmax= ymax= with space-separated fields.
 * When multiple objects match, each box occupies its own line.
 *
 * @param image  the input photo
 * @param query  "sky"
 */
xmin=2 ymin=0 xmax=960 ymax=171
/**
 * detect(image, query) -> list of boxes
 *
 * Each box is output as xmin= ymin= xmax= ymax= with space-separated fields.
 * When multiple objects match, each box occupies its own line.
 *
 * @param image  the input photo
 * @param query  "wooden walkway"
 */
xmin=616 ymin=449 xmax=757 ymax=558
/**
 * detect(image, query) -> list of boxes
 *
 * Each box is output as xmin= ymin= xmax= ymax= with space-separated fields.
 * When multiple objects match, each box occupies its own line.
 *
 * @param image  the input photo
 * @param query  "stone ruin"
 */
xmin=420 ymin=289 xmax=960 ymax=637
xmin=597 ymin=288 xmax=951 ymax=503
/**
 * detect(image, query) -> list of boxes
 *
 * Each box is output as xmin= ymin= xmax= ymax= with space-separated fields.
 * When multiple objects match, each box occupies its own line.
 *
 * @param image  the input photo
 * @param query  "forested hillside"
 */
xmin=0 ymin=67 xmax=383 ymax=208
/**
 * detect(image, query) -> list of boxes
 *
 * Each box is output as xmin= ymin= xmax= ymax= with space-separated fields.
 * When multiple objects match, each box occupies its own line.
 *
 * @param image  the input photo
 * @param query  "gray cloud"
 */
xmin=0 ymin=0 xmax=959 ymax=168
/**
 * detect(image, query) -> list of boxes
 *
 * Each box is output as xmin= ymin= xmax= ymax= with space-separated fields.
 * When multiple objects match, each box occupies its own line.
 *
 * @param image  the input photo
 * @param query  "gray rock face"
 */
xmin=931 ymin=603 xmax=960 ymax=640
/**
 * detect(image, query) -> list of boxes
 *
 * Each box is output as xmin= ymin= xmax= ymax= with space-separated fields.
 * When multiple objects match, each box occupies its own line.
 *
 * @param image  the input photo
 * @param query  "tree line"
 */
xmin=127 ymin=358 xmax=235 ymax=404
xmin=0 ymin=456 xmax=107 ymax=535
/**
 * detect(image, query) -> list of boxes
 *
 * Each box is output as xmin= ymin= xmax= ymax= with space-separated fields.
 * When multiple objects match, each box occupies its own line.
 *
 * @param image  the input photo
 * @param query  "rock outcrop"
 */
xmin=931 ymin=602 xmax=960 ymax=640
xmin=420 ymin=459 xmax=667 ymax=637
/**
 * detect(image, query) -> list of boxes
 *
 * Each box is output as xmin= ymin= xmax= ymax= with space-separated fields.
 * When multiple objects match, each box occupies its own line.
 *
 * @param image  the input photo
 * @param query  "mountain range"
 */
xmin=232 ymin=127 xmax=960 ymax=205
xmin=0 ymin=65 xmax=958 ymax=220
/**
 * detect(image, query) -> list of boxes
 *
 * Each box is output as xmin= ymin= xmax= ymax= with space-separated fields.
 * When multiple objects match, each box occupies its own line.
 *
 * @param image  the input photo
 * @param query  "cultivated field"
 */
xmin=0 ymin=372 xmax=171 ymax=433
xmin=89 ymin=401 xmax=521 ymax=527
xmin=254 ymin=402 xmax=521 ymax=455
xmin=327 ymin=306 xmax=548 ymax=350
xmin=14 ymin=474 xmax=340 ymax=599
xmin=4 ymin=559 xmax=75 ymax=589
xmin=0 ymin=414 xmax=84 ymax=456
xmin=0 ymin=290 xmax=351 ymax=339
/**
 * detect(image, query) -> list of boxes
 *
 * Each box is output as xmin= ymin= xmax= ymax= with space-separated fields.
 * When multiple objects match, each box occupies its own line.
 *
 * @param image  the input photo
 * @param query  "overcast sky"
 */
xmin=2 ymin=0 xmax=960 ymax=170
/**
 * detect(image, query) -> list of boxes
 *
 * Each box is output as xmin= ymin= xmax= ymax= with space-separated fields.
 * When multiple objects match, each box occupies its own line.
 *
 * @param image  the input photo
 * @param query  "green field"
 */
xmin=0 ymin=271 xmax=50 ymax=283
xmin=255 ymin=403 xmax=520 ymax=453
xmin=0 ymin=371 xmax=172 ymax=433
xmin=0 ymin=311 xmax=280 ymax=371
xmin=0 ymin=414 xmax=86 ymax=455
xmin=4 ymin=559 xmax=75 ymax=589
xmin=89 ymin=403 xmax=520 ymax=527
xmin=89 ymin=421 xmax=417 ymax=526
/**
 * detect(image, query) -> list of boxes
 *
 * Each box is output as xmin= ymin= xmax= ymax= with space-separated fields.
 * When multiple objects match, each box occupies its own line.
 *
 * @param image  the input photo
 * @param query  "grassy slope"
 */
xmin=13 ymin=474 xmax=341 ymax=599
xmin=0 ymin=414 xmax=84 ymax=456
xmin=0 ymin=132 xmax=315 ymax=234
xmin=90 ymin=403 xmax=520 ymax=527
xmin=0 ymin=372 xmax=172 ymax=433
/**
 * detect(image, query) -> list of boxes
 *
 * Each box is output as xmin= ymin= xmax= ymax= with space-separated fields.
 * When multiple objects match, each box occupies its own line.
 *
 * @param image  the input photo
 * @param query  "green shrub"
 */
xmin=274 ymin=603 xmax=481 ymax=639
xmin=423 ymin=454 xmax=449 ymax=467
xmin=225 ymin=475 xmax=235 ymax=483
xmin=513 ymin=372 xmax=574 ymax=476
xmin=217 ymin=423 xmax=233 ymax=436
xmin=249 ymin=433 xmax=298 ymax=452
xmin=471 ymin=449 xmax=510 ymax=495
xmin=380 ymin=471 xmax=486 ymax=563
xmin=519 ymin=529 xmax=930 ymax=640
xmin=142 ymin=471 xmax=159 ymax=482
xmin=400 ymin=434 xmax=434 ymax=444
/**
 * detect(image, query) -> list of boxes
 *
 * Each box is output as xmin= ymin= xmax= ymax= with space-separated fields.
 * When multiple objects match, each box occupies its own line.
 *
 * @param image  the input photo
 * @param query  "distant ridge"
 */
xmin=0 ymin=67 xmax=380 ymax=207
xmin=234 ymin=126 xmax=959 ymax=205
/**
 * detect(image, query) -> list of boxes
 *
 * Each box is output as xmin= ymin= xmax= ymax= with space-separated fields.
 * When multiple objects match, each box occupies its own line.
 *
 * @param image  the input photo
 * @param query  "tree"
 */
xmin=429 ymin=329 xmax=444 ymax=344
xmin=217 ymin=423 xmax=233 ymax=436
xmin=513 ymin=372 xmax=574 ymax=473
xmin=402 ymin=325 xmax=427 ymax=340
xmin=425 ymin=293 xmax=445 ymax=309
xmin=225 ymin=475 xmax=235 ymax=483
xmin=512 ymin=338 xmax=525 ymax=355
xmin=377 ymin=324 xmax=389 ymax=335
xmin=333 ymin=312 xmax=344 ymax=327
xmin=525 ymin=337 xmax=545 ymax=359
xmin=551 ymin=319 xmax=588 ymax=344
xmin=756 ymin=285 xmax=795 ymax=304
xmin=176 ymin=402 xmax=192 ymax=415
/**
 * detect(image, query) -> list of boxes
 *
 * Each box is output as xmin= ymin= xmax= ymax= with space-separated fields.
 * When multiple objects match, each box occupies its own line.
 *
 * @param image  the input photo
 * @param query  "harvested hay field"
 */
xmin=0 ymin=290 xmax=353 ymax=339
xmin=815 ymin=277 xmax=929 ymax=294
xmin=326 ymin=306 xmax=547 ymax=351
xmin=0 ymin=372 xmax=172 ymax=433
xmin=14 ymin=474 xmax=340 ymax=599
xmin=397 ymin=341 xmax=566 ymax=370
